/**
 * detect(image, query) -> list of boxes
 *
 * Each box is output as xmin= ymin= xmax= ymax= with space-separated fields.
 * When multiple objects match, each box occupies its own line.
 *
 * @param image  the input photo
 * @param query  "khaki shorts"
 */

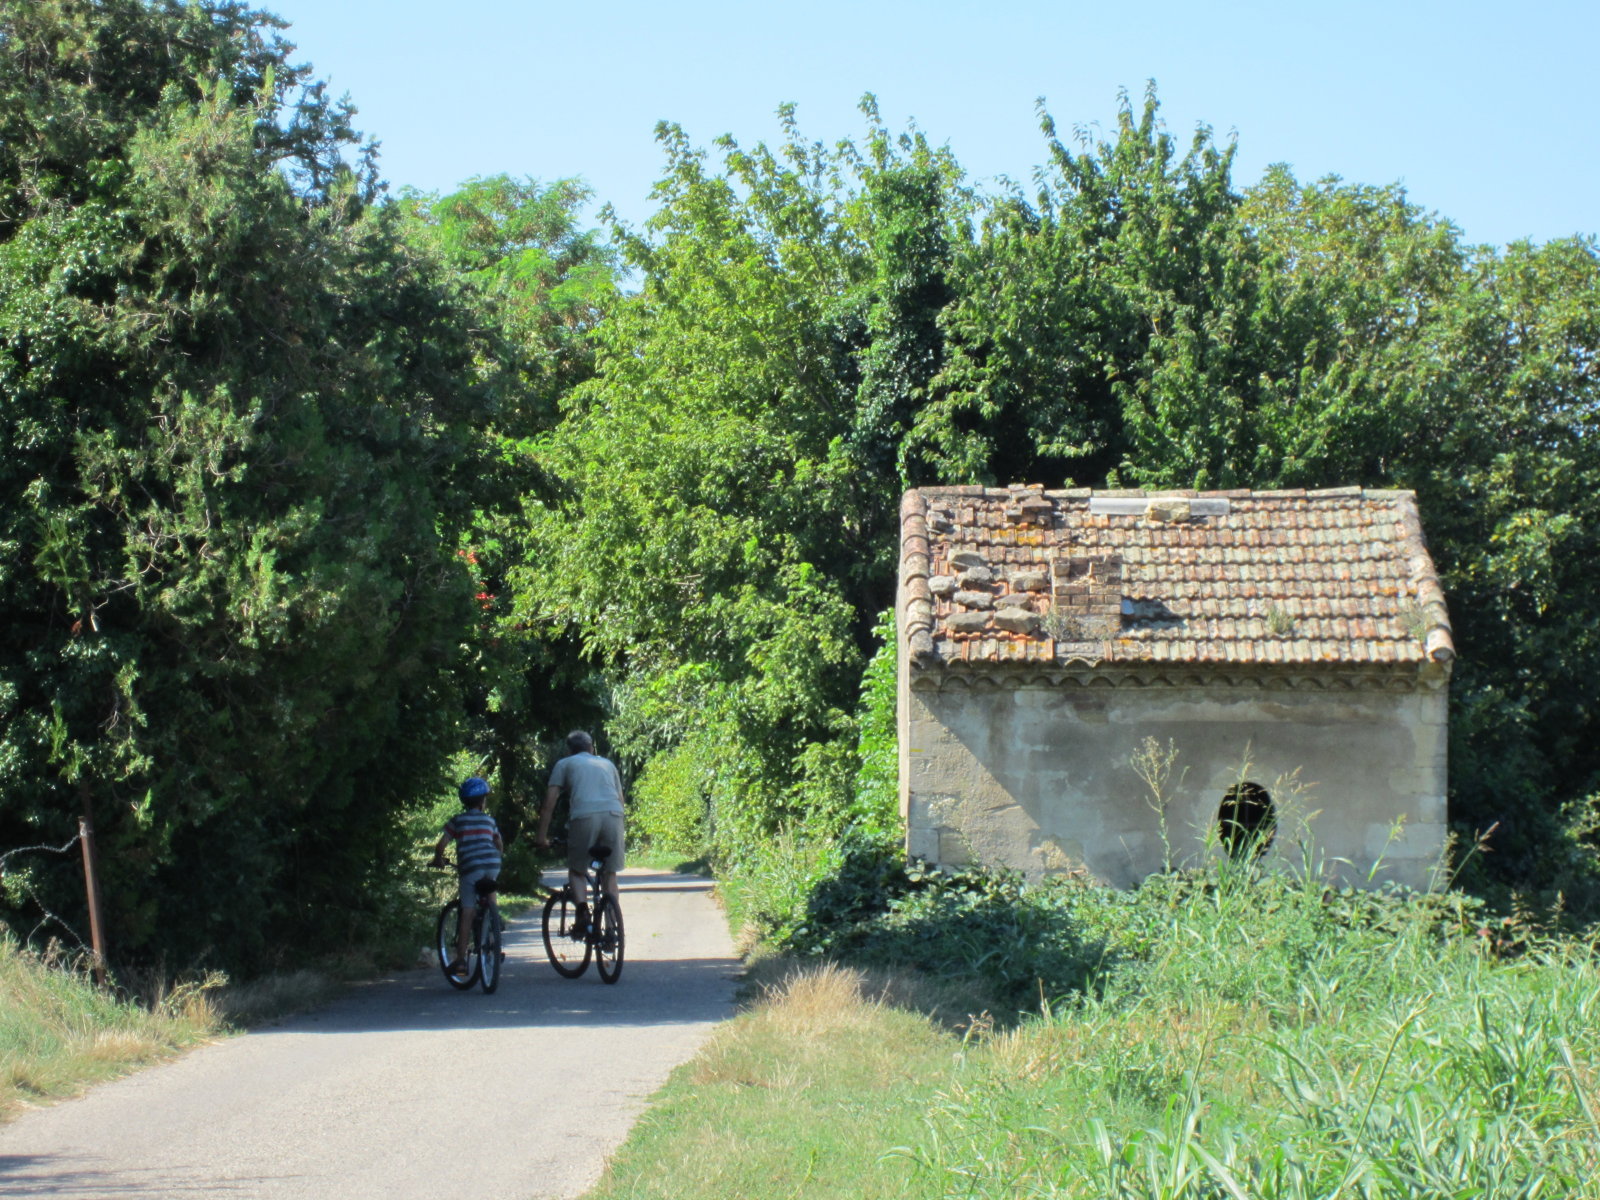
xmin=567 ymin=813 xmax=625 ymax=873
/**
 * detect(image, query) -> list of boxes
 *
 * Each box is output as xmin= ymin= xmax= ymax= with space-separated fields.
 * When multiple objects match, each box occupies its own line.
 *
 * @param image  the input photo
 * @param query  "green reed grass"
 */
xmin=899 ymin=863 xmax=1600 ymax=1200
xmin=588 ymin=855 xmax=1600 ymax=1200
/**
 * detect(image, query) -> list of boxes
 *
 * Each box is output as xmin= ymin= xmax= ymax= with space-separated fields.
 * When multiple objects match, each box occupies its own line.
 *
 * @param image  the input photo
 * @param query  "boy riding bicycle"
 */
xmin=431 ymin=776 xmax=503 ymax=979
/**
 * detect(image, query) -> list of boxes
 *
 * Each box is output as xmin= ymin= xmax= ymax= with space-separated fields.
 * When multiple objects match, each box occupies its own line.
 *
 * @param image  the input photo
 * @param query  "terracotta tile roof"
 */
xmin=900 ymin=486 xmax=1454 ymax=671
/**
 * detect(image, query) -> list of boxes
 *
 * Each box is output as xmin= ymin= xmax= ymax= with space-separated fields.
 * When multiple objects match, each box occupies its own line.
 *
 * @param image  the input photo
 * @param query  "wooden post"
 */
xmin=78 ymin=781 xmax=108 ymax=987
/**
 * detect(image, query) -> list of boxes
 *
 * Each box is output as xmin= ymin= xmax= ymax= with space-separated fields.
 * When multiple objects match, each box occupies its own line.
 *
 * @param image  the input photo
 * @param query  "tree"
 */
xmin=396 ymin=174 xmax=620 ymax=866
xmin=925 ymin=87 xmax=1246 ymax=487
xmin=1408 ymin=236 xmax=1600 ymax=905
xmin=398 ymin=174 xmax=615 ymax=421
xmin=519 ymin=103 xmax=971 ymax=859
xmin=0 ymin=0 xmax=490 ymax=969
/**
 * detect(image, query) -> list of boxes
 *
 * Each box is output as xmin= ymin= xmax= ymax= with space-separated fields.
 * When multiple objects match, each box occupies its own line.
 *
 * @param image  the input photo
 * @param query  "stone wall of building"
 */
xmin=900 ymin=671 xmax=1449 ymax=890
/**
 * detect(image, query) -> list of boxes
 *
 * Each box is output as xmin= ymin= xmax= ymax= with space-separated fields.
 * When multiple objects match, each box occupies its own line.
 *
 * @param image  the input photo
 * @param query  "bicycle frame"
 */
xmin=539 ymin=839 xmax=624 ymax=983
xmin=434 ymin=858 xmax=504 ymax=993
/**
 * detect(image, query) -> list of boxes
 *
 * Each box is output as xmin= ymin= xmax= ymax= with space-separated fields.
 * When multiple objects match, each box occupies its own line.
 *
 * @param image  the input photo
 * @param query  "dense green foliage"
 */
xmin=4 ymin=2 xmax=1599 ymax=976
xmin=0 ymin=0 xmax=494 ymax=969
xmin=395 ymin=173 xmax=619 ymax=874
xmin=519 ymin=105 xmax=968 ymax=865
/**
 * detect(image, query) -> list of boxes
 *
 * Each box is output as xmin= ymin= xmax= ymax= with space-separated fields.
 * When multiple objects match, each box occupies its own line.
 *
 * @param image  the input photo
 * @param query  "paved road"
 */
xmin=0 ymin=868 xmax=739 ymax=1200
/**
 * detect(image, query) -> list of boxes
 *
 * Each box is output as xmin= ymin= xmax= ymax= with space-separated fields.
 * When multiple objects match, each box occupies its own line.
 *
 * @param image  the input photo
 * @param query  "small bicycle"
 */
xmin=539 ymin=839 xmax=624 ymax=984
xmin=435 ymin=862 xmax=505 ymax=994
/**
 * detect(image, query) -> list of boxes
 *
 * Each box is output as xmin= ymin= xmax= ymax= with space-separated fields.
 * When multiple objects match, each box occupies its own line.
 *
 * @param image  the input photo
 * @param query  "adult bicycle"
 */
xmin=539 ymin=839 xmax=624 ymax=984
xmin=434 ymin=861 xmax=505 ymax=994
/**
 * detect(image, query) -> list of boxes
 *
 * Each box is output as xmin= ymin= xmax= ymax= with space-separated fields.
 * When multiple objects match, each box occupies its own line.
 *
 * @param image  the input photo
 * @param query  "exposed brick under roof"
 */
xmin=900 ymin=486 xmax=1454 ymax=671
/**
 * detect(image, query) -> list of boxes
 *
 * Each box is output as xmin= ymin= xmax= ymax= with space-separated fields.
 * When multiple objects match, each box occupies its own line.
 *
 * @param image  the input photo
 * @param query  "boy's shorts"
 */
xmin=459 ymin=868 xmax=498 ymax=907
xmin=567 ymin=813 xmax=625 ymax=873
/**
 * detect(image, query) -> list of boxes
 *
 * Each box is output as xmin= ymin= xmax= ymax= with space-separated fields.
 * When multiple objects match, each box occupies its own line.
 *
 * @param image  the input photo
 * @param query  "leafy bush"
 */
xmin=778 ymin=823 xmax=1580 ymax=1023
xmin=628 ymin=738 xmax=712 ymax=857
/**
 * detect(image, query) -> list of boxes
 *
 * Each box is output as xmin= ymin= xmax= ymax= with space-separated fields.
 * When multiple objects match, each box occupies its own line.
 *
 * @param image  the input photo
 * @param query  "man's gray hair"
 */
xmin=566 ymin=730 xmax=594 ymax=754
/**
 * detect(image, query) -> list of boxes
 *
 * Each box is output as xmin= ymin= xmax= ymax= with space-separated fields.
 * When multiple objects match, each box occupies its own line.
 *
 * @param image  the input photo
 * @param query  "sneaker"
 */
xmin=447 ymin=958 xmax=469 ymax=977
xmin=569 ymin=922 xmax=589 ymax=942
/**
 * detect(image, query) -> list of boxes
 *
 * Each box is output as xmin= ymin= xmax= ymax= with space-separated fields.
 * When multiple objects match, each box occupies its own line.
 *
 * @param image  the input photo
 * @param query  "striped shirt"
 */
xmin=444 ymin=809 xmax=501 ymax=875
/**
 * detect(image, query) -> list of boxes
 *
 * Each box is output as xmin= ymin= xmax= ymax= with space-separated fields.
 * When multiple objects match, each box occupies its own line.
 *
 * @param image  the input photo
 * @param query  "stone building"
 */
xmin=897 ymin=486 xmax=1455 ymax=889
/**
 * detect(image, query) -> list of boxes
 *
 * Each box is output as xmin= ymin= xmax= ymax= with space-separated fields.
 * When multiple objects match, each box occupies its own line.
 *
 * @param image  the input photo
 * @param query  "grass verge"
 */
xmin=586 ymin=962 xmax=958 ymax=1200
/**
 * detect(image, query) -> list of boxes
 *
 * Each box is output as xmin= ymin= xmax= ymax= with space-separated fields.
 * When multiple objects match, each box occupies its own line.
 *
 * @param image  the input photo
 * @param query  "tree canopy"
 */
xmin=0 ymin=0 xmax=494 ymax=967
xmin=528 ymin=88 xmax=1600 ymax=913
xmin=3 ymin=7 xmax=1598 ymax=971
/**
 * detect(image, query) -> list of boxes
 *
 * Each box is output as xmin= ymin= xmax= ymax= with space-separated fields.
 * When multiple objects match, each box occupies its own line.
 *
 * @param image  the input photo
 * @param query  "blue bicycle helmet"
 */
xmin=459 ymin=776 xmax=490 ymax=801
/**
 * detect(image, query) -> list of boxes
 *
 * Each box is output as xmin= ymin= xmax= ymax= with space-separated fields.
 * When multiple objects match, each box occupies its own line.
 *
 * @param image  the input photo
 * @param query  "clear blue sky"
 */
xmin=262 ymin=0 xmax=1596 ymax=248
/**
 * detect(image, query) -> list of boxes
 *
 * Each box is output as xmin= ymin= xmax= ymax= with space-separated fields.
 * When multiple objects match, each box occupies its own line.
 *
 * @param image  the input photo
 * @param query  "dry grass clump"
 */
xmin=212 ymin=969 xmax=339 ymax=1026
xmin=0 ymin=938 xmax=222 ymax=1119
xmin=693 ymin=961 xmax=918 ymax=1090
xmin=756 ymin=961 xmax=882 ymax=1035
xmin=741 ymin=950 xmax=998 ymax=1032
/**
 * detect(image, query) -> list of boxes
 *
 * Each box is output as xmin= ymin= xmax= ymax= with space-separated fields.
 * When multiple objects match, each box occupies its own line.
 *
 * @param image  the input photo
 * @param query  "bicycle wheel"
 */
xmin=436 ymin=900 xmax=476 ymax=989
xmin=595 ymin=895 xmax=624 ymax=984
xmin=541 ymin=888 xmax=591 ymax=978
xmin=478 ymin=906 xmax=503 ymax=994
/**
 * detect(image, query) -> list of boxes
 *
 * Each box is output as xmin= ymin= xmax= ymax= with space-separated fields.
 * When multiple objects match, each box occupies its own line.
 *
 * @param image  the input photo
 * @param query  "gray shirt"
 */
xmin=548 ymin=752 xmax=625 ymax=819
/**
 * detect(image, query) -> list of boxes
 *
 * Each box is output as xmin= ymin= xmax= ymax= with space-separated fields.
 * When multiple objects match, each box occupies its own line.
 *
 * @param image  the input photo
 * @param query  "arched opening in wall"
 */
xmin=1218 ymin=782 xmax=1275 ymax=860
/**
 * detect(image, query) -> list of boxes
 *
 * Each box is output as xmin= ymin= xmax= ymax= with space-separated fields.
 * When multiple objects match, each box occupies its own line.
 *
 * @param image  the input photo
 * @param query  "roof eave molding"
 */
xmin=1388 ymin=490 xmax=1456 ymax=664
xmin=900 ymin=490 xmax=940 ymax=667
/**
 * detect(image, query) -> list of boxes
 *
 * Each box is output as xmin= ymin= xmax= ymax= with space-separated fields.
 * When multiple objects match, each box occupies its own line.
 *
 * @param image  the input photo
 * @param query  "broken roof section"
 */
xmin=900 ymin=485 xmax=1455 ymax=670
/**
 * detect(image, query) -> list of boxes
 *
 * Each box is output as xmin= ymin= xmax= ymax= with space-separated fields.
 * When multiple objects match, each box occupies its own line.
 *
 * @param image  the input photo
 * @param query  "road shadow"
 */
xmin=0 ymin=1155 xmax=264 ymax=1196
xmin=255 ymin=869 xmax=742 ymax=1037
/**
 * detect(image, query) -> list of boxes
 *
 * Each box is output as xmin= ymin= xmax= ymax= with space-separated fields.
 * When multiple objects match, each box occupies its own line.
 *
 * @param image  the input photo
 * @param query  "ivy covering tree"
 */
xmin=0 ymin=0 xmax=494 ymax=969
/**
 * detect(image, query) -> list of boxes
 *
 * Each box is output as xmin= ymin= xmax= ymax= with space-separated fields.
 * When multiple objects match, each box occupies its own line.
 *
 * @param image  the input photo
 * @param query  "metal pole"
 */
xmin=78 ymin=781 xmax=108 ymax=987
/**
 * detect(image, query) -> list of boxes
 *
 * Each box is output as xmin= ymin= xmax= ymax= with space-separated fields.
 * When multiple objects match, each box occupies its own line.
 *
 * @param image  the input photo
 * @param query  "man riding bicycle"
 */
xmin=536 ymin=731 xmax=625 ymax=935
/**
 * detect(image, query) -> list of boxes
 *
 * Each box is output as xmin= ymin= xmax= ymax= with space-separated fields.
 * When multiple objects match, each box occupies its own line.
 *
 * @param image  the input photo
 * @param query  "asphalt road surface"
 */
xmin=0 ymin=867 xmax=740 ymax=1200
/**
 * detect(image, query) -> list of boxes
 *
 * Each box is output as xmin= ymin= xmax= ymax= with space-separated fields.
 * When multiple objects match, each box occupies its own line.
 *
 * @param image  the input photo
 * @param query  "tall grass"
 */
xmin=593 ymin=842 xmax=1600 ymax=1200
xmin=894 ymin=860 xmax=1600 ymax=1199
xmin=0 ymin=935 xmax=221 ymax=1117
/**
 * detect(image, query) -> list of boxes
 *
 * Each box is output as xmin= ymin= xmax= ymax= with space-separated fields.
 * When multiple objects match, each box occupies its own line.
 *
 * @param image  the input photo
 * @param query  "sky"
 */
xmin=260 ymin=0 xmax=1597 ymax=248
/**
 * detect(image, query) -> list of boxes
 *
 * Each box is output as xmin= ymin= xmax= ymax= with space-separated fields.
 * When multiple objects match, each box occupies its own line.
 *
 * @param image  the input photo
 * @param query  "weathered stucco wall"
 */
xmin=902 ymin=674 xmax=1448 ymax=889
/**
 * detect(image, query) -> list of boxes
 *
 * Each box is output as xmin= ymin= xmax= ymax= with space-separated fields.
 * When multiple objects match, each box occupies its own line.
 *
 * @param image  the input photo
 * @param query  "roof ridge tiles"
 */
xmin=1393 ymin=493 xmax=1456 ymax=664
xmin=909 ymin=485 xmax=1425 ymax=504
